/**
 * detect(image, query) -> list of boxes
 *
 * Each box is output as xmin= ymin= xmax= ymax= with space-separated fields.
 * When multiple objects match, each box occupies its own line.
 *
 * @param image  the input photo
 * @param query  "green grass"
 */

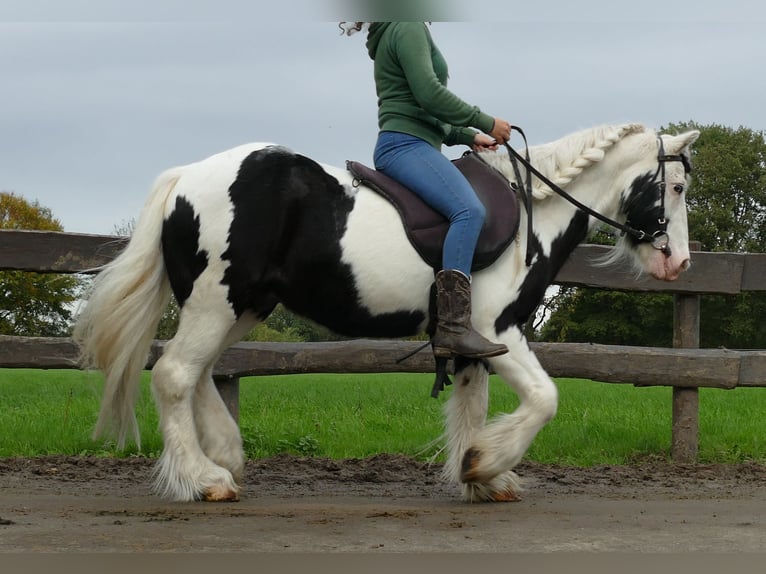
xmin=0 ymin=369 xmax=764 ymax=465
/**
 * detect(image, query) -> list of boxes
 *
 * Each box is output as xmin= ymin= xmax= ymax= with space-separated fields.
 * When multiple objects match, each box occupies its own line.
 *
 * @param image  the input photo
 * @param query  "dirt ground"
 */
xmin=1 ymin=454 xmax=765 ymax=553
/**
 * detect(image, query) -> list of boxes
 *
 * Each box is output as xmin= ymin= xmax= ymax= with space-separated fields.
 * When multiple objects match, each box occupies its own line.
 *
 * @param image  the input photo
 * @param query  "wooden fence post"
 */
xmin=213 ymin=375 xmax=240 ymax=422
xmin=671 ymin=241 xmax=701 ymax=462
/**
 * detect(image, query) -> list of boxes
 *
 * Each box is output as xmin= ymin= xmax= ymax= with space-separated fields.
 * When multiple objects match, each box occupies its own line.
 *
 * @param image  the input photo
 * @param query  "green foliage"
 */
xmin=0 ymin=192 xmax=81 ymax=336
xmin=242 ymin=304 xmax=344 ymax=343
xmin=699 ymin=292 xmax=766 ymax=349
xmin=540 ymin=289 xmax=674 ymax=347
xmin=667 ymin=121 xmax=766 ymax=253
xmin=155 ymin=298 xmax=180 ymax=340
xmin=541 ymin=123 xmax=766 ymax=349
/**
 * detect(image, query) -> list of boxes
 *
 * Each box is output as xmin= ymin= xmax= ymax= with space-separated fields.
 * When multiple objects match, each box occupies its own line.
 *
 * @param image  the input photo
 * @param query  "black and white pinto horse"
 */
xmin=74 ymin=123 xmax=699 ymax=502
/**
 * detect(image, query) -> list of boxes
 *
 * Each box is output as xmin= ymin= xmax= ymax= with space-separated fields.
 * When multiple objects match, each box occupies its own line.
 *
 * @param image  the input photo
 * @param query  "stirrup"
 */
xmin=430 ymin=356 xmax=452 ymax=398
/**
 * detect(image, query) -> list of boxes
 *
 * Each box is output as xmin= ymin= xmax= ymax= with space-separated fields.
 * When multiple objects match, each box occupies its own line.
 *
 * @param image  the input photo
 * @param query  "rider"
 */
xmin=341 ymin=21 xmax=510 ymax=359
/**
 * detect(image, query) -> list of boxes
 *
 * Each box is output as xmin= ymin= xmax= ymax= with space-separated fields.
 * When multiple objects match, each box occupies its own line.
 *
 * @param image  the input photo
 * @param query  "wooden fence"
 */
xmin=1 ymin=229 xmax=765 ymax=462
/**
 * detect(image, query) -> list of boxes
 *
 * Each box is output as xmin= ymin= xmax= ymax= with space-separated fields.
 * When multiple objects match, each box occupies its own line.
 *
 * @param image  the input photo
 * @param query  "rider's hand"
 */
xmin=472 ymin=132 xmax=499 ymax=152
xmin=488 ymin=118 xmax=512 ymax=144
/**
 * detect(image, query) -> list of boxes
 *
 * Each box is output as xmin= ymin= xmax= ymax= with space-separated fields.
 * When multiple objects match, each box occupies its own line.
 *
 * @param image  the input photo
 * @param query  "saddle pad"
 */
xmin=346 ymin=152 xmax=520 ymax=272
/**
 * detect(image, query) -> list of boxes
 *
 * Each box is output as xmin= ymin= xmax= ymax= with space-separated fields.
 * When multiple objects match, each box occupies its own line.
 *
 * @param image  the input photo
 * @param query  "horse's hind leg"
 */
xmin=193 ymin=312 xmax=260 ymax=484
xmin=193 ymin=368 xmax=243 ymax=482
xmin=151 ymin=299 xmax=242 ymax=502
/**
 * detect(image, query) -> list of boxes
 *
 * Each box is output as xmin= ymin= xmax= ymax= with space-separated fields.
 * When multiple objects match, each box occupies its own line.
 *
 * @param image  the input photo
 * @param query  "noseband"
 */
xmin=505 ymin=127 xmax=691 ymax=266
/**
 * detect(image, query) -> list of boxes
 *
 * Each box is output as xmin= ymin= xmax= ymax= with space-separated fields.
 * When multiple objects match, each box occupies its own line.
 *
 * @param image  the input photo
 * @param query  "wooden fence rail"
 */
xmin=1 ymin=229 xmax=765 ymax=461
xmin=2 ymin=335 xmax=763 ymax=389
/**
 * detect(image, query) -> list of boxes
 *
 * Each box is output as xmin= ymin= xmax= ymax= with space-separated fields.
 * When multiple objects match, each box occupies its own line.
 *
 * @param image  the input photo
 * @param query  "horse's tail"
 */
xmin=73 ymin=167 xmax=183 ymax=449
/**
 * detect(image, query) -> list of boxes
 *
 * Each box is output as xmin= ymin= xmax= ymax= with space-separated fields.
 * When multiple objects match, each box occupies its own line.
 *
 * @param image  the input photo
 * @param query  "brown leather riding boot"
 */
xmin=431 ymin=269 xmax=508 ymax=359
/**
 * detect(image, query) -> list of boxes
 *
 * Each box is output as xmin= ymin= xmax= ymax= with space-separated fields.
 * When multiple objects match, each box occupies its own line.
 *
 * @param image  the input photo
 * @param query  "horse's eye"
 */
xmin=673 ymin=184 xmax=685 ymax=194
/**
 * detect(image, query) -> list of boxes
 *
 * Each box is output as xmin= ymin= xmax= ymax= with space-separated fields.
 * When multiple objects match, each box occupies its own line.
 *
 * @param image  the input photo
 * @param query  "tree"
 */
xmin=540 ymin=287 xmax=674 ymax=347
xmin=674 ymin=122 xmax=766 ymax=349
xmin=677 ymin=122 xmax=766 ymax=252
xmin=539 ymin=123 xmax=766 ymax=349
xmin=0 ymin=192 xmax=82 ymax=336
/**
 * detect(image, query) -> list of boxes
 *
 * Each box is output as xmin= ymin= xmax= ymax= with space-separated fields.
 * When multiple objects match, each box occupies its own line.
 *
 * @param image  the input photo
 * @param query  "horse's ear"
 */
xmin=667 ymin=130 xmax=701 ymax=154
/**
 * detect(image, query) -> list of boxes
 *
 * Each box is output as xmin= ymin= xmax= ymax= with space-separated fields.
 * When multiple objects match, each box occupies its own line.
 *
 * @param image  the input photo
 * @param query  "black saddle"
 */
xmin=346 ymin=152 xmax=520 ymax=272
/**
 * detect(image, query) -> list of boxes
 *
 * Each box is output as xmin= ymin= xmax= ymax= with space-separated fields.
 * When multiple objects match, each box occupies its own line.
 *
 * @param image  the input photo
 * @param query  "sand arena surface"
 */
xmin=1 ymin=454 xmax=765 ymax=553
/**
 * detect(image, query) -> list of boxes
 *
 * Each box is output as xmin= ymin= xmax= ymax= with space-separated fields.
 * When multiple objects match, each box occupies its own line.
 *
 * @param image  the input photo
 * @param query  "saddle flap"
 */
xmin=346 ymin=161 xmax=445 ymax=231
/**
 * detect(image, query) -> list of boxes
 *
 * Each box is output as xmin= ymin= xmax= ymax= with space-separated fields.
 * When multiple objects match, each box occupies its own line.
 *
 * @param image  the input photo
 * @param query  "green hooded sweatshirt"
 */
xmin=366 ymin=22 xmax=495 ymax=149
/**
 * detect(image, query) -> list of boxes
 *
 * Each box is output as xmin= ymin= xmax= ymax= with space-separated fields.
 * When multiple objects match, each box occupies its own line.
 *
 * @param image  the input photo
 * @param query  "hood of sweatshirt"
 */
xmin=365 ymin=22 xmax=391 ymax=59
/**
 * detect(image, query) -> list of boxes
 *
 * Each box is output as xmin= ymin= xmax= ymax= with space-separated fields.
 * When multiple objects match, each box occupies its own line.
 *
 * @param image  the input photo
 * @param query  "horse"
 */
xmin=73 ymin=123 xmax=700 ymax=503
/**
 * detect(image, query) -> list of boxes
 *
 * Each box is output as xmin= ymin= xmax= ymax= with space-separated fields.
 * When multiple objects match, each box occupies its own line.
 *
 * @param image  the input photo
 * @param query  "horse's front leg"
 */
xmin=441 ymin=358 xmax=488 ymax=494
xmin=441 ymin=358 xmax=521 ymax=502
xmin=458 ymin=329 xmax=558 ymax=499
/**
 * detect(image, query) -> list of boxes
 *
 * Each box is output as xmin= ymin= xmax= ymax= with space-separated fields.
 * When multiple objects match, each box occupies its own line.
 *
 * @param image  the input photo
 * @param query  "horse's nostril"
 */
xmin=681 ymin=258 xmax=691 ymax=271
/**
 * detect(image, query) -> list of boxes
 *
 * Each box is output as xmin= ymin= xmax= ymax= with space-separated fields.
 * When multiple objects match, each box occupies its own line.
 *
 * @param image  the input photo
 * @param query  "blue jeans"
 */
xmin=373 ymin=131 xmax=485 ymax=276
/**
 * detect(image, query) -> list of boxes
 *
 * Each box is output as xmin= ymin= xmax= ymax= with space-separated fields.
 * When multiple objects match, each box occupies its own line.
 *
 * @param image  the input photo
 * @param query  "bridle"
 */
xmin=649 ymin=136 xmax=693 ymax=256
xmin=504 ymin=127 xmax=691 ymax=266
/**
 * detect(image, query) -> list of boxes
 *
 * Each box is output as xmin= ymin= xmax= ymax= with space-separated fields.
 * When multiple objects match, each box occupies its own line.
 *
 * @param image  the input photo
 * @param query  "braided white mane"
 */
xmin=482 ymin=123 xmax=647 ymax=200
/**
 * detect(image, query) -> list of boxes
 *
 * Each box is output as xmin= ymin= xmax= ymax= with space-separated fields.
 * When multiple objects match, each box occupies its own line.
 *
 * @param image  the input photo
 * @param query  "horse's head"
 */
xmin=483 ymin=123 xmax=701 ymax=281
xmin=619 ymin=129 xmax=700 ymax=281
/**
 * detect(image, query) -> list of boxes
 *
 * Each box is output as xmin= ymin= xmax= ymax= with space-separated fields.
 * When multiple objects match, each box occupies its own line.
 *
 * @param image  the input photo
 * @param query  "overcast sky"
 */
xmin=2 ymin=1 xmax=766 ymax=235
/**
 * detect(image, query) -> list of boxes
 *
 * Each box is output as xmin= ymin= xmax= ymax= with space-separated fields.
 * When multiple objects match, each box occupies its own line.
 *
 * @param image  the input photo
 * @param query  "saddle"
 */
xmin=346 ymin=152 xmax=520 ymax=272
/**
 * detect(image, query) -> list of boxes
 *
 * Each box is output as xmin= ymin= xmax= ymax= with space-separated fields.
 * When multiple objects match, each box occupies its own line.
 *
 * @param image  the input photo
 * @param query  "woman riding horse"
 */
xmin=341 ymin=21 xmax=511 ymax=360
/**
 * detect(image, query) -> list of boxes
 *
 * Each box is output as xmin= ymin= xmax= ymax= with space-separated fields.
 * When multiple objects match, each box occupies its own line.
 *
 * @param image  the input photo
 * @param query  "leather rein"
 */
xmin=503 ymin=126 xmax=691 ymax=266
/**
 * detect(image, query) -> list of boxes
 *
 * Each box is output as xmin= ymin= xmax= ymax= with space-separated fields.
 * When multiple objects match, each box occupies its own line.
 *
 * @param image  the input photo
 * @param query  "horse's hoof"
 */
xmin=460 ymin=447 xmax=482 ymax=483
xmin=202 ymin=485 xmax=240 ymax=502
xmin=490 ymin=488 xmax=521 ymax=502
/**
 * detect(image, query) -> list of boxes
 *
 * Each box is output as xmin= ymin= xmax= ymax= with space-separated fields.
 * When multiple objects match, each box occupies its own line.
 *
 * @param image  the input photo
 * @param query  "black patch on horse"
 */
xmin=494 ymin=211 xmax=589 ymax=333
xmin=621 ymin=172 xmax=666 ymax=247
xmin=221 ymin=146 xmax=426 ymax=337
xmin=162 ymin=195 xmax=209 ymax=307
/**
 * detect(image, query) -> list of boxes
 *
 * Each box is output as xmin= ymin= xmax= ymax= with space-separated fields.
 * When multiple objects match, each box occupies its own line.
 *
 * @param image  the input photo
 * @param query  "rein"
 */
xmin=504 ymin=126 xmax=689 ymax=266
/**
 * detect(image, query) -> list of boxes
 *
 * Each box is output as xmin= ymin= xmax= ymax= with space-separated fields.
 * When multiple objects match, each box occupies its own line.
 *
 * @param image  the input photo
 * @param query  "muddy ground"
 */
xmin=1 ymin=454 xmax=765 ymax=553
